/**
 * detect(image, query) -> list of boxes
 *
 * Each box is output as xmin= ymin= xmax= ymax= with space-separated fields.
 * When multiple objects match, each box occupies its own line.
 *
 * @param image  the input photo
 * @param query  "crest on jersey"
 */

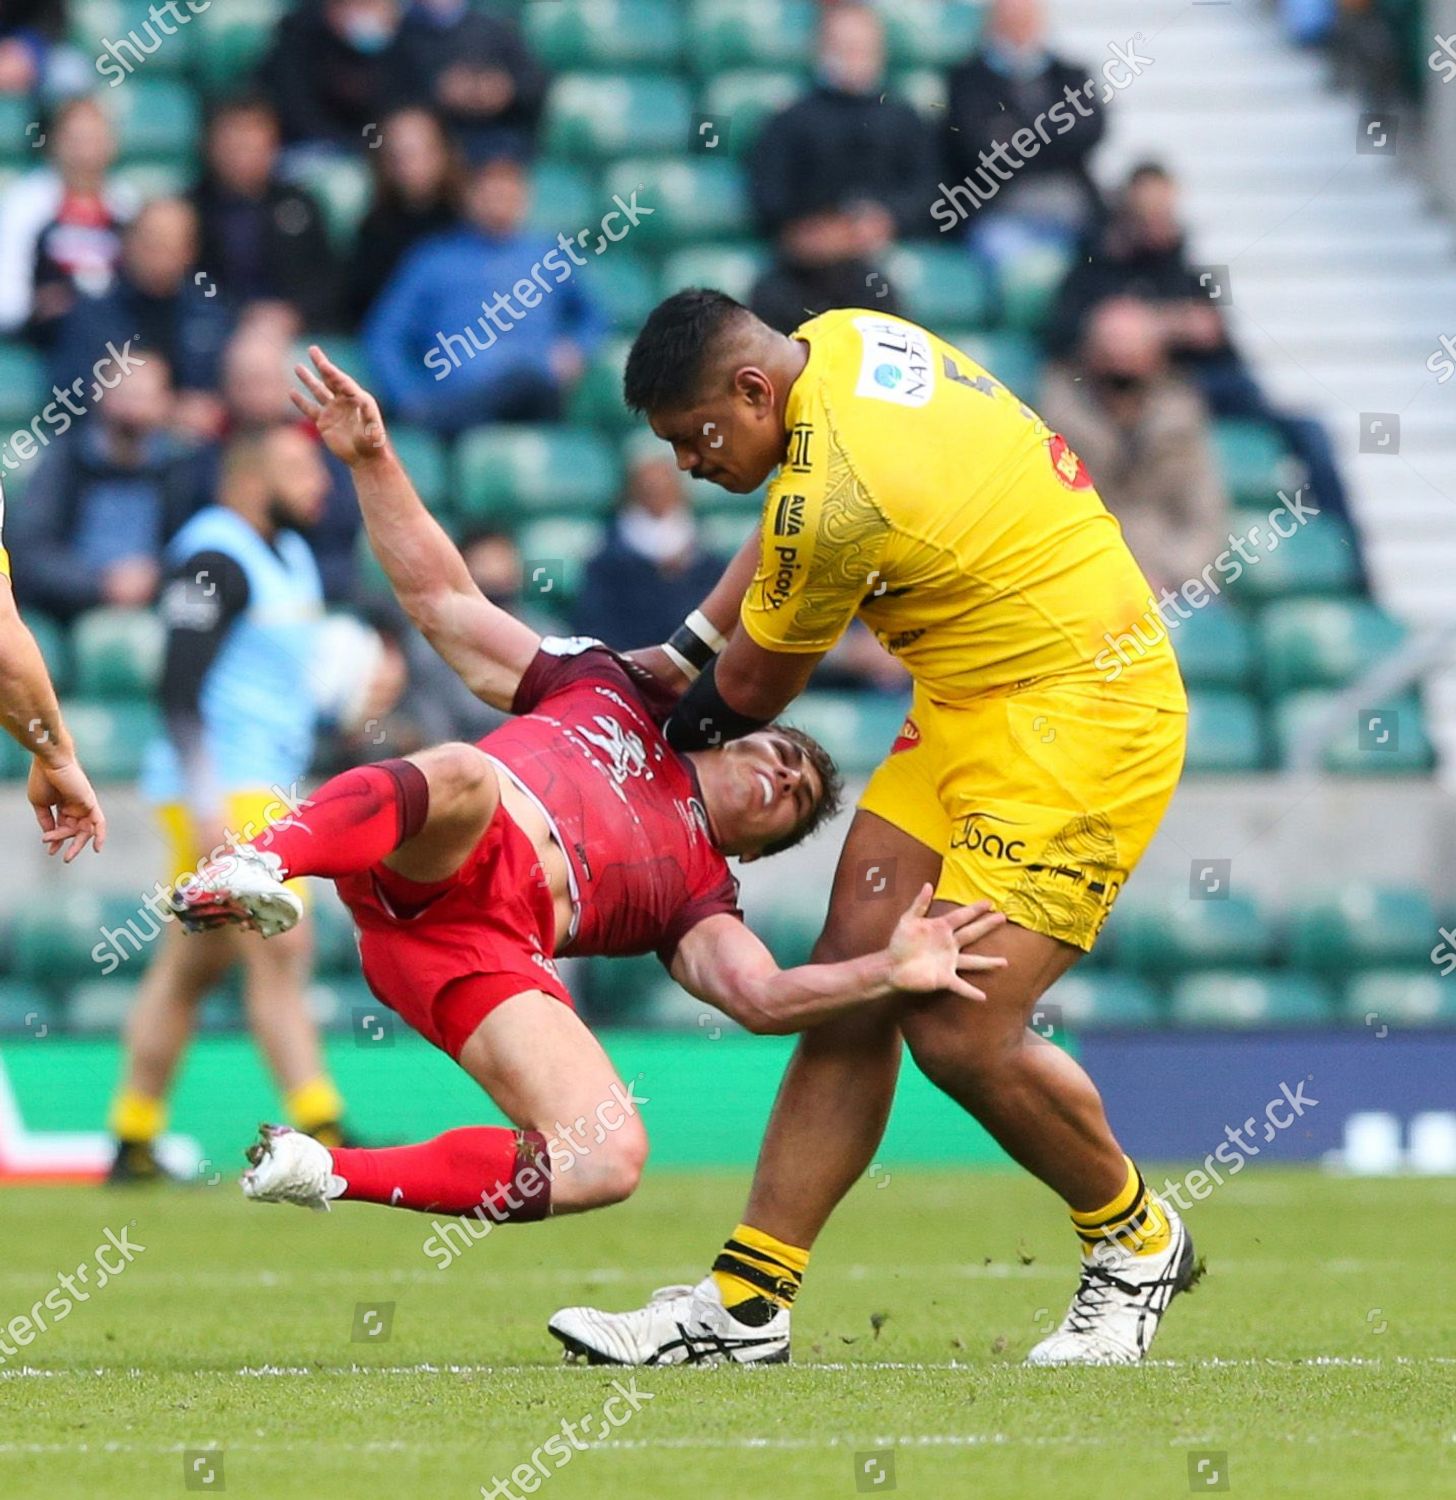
xmin=891 ymin=716 xmax=921 ymax=754
xmin=852 ymin=316 xmax=934 ymax=408
xmin=576 ymin=713 xmax=651 ymax=787
xmin=1047 ymin=433 xmax=1094 ymax=490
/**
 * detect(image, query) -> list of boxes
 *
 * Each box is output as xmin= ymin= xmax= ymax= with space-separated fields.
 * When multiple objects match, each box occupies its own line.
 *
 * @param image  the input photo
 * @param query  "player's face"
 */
xmin=714 ymin=731 xmax=823 ymax=856
xmin=648 ymin=373 xmax=786 ymax=494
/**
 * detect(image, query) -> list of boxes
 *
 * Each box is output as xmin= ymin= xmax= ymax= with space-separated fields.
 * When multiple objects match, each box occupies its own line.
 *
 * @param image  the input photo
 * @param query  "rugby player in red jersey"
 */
xmin=169 ymin=348 xmax=1005 ymax=1234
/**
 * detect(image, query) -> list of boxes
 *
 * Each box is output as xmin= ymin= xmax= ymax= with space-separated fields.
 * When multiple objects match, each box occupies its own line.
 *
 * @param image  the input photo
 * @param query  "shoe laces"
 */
xmin=1062 ymin=1262 xmax=1140 ymax=1335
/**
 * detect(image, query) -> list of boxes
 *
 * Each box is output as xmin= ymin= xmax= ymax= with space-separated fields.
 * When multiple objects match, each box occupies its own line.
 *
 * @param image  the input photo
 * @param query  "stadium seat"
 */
xmin=892 ymin=68 xmax=949 ymax=117
xmin=757 ymin=899 xmax=823 ymax=969
xmin=1289 ymin=884 xmax=1439 ymax=975
xmin=1043 ymin=972 xmax=1163 ymax=1029
xmin=111 ymin=160 xmax=191 ymax=202
xmin=525 ymin=0 xmax=685 ymax=70
xmin=883 ymin=245 xmax=995 ymax=329
xmin=0 ymin=97 xmax=38 ymax=166
xmin=1170 ymin=971 xmax=1336 ymax=1028
xmin=573 ymin=249 xmax=660 ymax=332
xmin=309 ymin=977 xmax=377 ymax=1034
xmin=602 ymin=157 xmax=750 ymax=248
xmin=24 ymin=613 xmax=72 ymax=696
xmin=454 ymin=425 xmax=621 ymax=521
xmin=73 ymin=1 xmax=194 ymax=73
xmin=684 ymin=0 xmax=817 ymax=74
xmin=699 ymin=509 xmax=760 ymax=560
xmin=63 ymin=700 xmax=161 ymax=781
xmin=516 ymin=515 xmax=606 ymax=605
xmin=311 ymin=896 xmax=360 ymax=978
xmin=880 ymin=0 xmax=985 ymax=67
xmin=527 ymin=161 xmax=597 ymax=240
xmin=544 ymin=74 xmax=694 ymax=160
xmin=192 ymin=0 xmax=282 ymax=96
xmin=1106 ymin=891 xmax=1272 ymax=976
xmin=287 ymin=155 xmax=372 ymax=255
xmin=567 ymin=338 xmax=635 ymax=432
xmin=1343 ymin=969 xmax=1456 ymax=1028
xmin=1271 ymin=690 xmax=1435 ymax=774
xmin=388 ymin=427 xmax=449 ymax=511
xmin=1184 ymin=687 xmax=1266 ymax=773
xmin=696 ymin=70 xmax=805 ymax=158
xmin=1225 ymin=514 xmax=1363 ymax=602
xmin=1211 ymin=418 xmax=1300 ymax=509
xmin=0 ymin=982 xmax=59 ymax=1037
xmin=782 ymin=692 xmax=910 ymax=776
xmin=997 ymin=242 xmax=1075 ymax=333
xmin=942 ymin=329 xmax=1045 ymax=405
xmin=13 ymin=892 xmax=150 ymax=984
xmin=66 ymin=979 xmax=140 ymax=1036
xmin=1258 ymin=598 xmax=1407 ymax=697
xmin=72 ymin=608 xmax=165 ymax=699
xmin=0 ymin=341 xmax=46 ymax=429
xmin=104 ymin=77 xmax=201 ymax=166
xmin=1170 ymin=604 xmax=1256 ymax=691
xmin=660 ymin=244 xmax=769 ymax=302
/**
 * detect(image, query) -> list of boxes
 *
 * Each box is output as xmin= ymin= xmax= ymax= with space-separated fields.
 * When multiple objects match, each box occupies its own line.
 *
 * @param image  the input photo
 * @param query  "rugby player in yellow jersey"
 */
xmin=0 ymin=478 xmax=106 ymax=859
xmin=549 ymin=291 xmax=1193 ymax=1368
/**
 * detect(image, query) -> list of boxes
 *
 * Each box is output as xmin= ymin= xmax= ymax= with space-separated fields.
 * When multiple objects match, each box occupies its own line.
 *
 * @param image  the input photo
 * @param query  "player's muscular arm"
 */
xmin=292 ymin=346 xmax=539 ymax=710
xmin=670 ymin=890 xmax=1006 ymax=1035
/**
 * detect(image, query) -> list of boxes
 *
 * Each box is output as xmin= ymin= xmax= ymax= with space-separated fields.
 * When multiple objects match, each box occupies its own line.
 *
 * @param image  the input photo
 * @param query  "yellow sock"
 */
xmin=712 ymin=1223 xmax=810 ymax=1316
xmin=110 ymin=1088 xmax=165 ymax=1143
xmin=285 ymin=1076 xmax=345 ymax=1136
xmin=1070 ymin=1157 xmax=1171 ymax=1257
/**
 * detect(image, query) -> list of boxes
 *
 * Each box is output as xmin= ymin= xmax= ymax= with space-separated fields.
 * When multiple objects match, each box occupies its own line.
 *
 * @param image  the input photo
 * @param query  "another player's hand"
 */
xmin=29 ymin=755 xmax=106 ymax=862
xmin=885 ymin=885 xmax=1006 ymax=1001
xmin=291 ymin=345 xmax=389 ymax=468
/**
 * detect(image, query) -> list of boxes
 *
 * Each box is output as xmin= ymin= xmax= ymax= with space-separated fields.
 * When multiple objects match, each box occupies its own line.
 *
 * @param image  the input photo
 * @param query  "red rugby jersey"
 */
xmin=482 ymin=638 xmax=742 ymax=963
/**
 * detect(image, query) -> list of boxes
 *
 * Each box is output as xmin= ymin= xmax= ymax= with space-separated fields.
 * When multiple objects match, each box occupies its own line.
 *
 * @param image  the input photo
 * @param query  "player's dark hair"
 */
xmin=624 ymin=288 xmax=753 ymax=414
xmin=759 ymin=726 xmax=844 ymax=860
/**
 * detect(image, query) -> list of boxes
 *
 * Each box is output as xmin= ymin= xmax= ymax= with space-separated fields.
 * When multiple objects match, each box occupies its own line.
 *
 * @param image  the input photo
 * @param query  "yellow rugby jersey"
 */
xmin=740 ymin=309 xmax=1184 ymax=709
xmin=0 ymin=477 xmax=9 ymax=578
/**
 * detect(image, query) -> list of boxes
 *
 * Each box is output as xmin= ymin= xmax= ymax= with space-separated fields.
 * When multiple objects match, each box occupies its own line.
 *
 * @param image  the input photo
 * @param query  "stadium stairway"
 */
xmin=1048 ymin=0 xmax=1456 ymax=778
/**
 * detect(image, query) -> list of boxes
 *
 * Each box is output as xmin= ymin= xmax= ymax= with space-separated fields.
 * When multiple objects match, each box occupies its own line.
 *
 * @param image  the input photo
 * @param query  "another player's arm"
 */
xmin=291 ymin=345 xmax=539 ymax=710
xmin=671 ymin=888 xmax=1005 ymax=1035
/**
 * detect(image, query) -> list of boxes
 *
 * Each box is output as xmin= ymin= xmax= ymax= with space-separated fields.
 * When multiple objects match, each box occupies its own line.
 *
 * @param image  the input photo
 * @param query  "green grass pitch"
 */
xmin=0 ymin=1168 xmax=1452 ymax=1499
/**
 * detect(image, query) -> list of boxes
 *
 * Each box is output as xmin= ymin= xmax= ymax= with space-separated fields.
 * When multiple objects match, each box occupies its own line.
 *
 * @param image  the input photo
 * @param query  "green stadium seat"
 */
xmin=0 ymin=732 xmax=30 ymax=781
xmin=567 ymin=338 xmax=635 ymax=432
xmin=1044 ymin=972 xmax=1163 ymax=1029
xmin=573 ymin=249 xmax=660 ymax=332
xmin=0 ymin=982 xmax=59 ymax=1037
xmin=1289 ymin=885 xmax=1438 ymax=975
xmin=24 ymin=613 xmax=71 ymax=695
xmin=72 ymin=608 xmax=164 ymax=698
xmin=14 ymin=892 xmax=150 ymax=984
xmin=1106 ymin=891 xmax=1272 ymax=976
xmin=782 ymin=693 xmax=910 ymax=775
xmin=525 ymin=0 xmax=685 ymax=70
xmin=516 ymin=515 xmax=606 ymax=605
xmin=66 ymin=979 xmax=139 ymax=1035
xmin=105 ymin=77 xmax=201 ymax=166
xmin=0 ymin=341 xmax=46 ymax=428
xmin=310 ymin=895 xmax=360 ymax=978
xmin=1271 ymin=690 xmax=1434 ymax=774
xmin=1170 ymin=971 xmax=1335 ymax=1028
xmin=1171 ymin=604 xmax=1256 ymax=691
xmin=388 ymin=427 xmax=450 ymax=511
xmin=660 ymin=244 xmax=769 ymax=301
xmin=881 ymin=0 xmax=985 ymax=67
xmin=699 ymin=509 xmax=760 ymax=559
xmin=110 ymin=160 xmax=192 ymax=202
xmin=286 ymin=155 xmax=372 ymax=255
xmin=602 ymin=157 xmax=749 ymax=248
xmin=75 ymin=1 xmax=195 ymax=74
xmin=193 ymin=0 xmax=281 ymax=97
xmin=892 ymin=68 xmax=949 ymax=117
xmin=1212 ymin=419 xmax=1299 ymax=509
xmin=1000 ymin=242 xmax=1075 ymax=334
xmin=544 ymin=74 xmax=694 ymax=160
xmin=0 ymin=97 xmax=39 ymax=166
xmin=454 ymin=425 xmax=621 ymax=521
xmin=757 ymin=900 xmax=823 ymax=970
xmin=309 ymin=977 xmax=376 ymax=1034
xmin=1258 ymin=599 xmax=1407 ymax=697
xmin=942 ymin=329 xmax=1045 ymax=404
xmin=1343 ymin=969 xmax=1456 ymax=1028
xmin=696 ymin=70 xmax=805 ymax=157
xmin=1224 ymin=513 xmax=1362 ymax=601
xmin=582 ymin=951 xmax=668 ymax=1024
xmin=64 ymin=700 xmax=161 ymax=781
xmin=1184 ymin=688 xmax=1265 ymax=773
xmin=685 ymin=0 xmax=816 ymax=73
xmin=527 ymin=161 xmax=598 ymax=239
xmin=883 ymin=245 xmax=994 ymax=329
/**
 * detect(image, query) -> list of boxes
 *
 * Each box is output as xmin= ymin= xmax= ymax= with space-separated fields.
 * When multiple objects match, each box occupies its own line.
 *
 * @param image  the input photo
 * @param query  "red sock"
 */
xmin=253 ymin=760 xmax=429 ymax=880
xmin=329 ymin=1127 xmax=552 ymax=1219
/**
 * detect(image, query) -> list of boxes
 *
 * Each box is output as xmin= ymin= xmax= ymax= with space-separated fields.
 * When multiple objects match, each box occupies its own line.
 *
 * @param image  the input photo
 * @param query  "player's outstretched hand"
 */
xmin=29 ymin=755 xmax=106 ymax=862
xmin=291 ymin=345 xmax=389 ymax=468
xmin=885 ymin=884 xmax=1006 ymax=1001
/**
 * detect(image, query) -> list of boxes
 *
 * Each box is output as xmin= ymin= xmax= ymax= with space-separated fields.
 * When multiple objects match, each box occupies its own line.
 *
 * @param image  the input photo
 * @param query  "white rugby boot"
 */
xmin=170 ymin=846 xmax=301 ymax=939
xmin=241 ymin=1124 xmax=344 ymax=1211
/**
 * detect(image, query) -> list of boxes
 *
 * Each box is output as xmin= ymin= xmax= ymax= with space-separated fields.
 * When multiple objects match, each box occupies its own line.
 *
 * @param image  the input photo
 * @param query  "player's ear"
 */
xmin=735 ymin=366 xmax=773 ymax=411
xmin=737 ymin=849 xmax=761 ymax=865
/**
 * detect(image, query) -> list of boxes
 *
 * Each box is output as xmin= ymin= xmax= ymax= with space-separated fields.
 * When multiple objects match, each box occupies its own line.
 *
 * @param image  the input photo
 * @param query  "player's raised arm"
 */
xmin=291 ymin=346 xmax=539 ymax=710
xmin=670 ymin=888 xmax=1006 ymax=1035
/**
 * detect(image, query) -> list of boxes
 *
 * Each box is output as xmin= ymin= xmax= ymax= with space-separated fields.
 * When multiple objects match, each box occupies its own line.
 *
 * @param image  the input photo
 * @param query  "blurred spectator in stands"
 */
xmin=401 ymin=0 xmax=547 ymax=163
xmin=260 ymin=0 xmax=414 ymax=156
xmin=459 ymin=526 xmax=566 ymax=638
xmin=748 ymin=2 xmax=935 ymax=334
xmin=363 ymin=155 xmax=604 ymax=434
xmin=52 ymin=197 xmax=235 ymax=437
xmin=0 ymin=0 xmax=87 ymax=97
xmin=571 ymin=455 xmax=726 ymax=652
xmin=348 ymin=105 xmax=463 ymax=321
xmin=1046 ymin=161 xmax=1358 ymax=534
xmin=0 ymin=96 xmax=136 ymax=346
xmin=9 ymin=354 xmax=197 ymax=621
xmin=191 ymin=97 xmax=340 ymax=334
xmin=938 ymin=0 xmax=1106 ymax=273
xmin=1039 ymin=298 xmax=1229 ymax=596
